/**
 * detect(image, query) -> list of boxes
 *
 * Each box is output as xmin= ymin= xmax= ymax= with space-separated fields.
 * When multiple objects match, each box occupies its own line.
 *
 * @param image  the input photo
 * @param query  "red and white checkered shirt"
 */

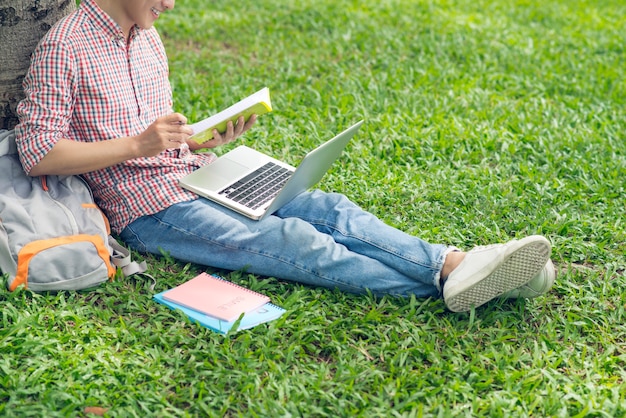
xmin=16 ymin=0 xmax=216 ymax=234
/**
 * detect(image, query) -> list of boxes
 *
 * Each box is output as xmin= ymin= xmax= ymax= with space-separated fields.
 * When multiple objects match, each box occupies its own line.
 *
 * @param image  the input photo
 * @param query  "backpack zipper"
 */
xmin=41 ymin=176 xmax=80 ymax=234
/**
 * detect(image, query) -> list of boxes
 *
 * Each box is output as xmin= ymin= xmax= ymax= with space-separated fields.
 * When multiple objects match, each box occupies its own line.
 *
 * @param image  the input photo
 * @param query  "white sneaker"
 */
xmin=443 ymin=235 xmax=552 ymax=312
xmin=500 ymin=259 xmax=556 ymax=299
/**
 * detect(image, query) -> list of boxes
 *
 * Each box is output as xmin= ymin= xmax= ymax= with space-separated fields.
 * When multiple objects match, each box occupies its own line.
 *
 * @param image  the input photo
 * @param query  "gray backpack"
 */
xmin=0 ymin=129 xmax=148 ymax=292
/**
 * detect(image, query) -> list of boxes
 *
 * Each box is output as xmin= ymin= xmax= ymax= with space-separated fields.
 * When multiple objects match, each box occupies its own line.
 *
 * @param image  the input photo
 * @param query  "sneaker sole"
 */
xmin=445 ymin=238 xmax=551 ymax=312
xmin=502 ymin=259 xmax=556 ymax=299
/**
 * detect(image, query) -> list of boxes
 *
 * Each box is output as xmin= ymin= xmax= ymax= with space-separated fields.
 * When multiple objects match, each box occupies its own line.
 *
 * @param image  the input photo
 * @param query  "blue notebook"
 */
xmin=154 ymin=290 xmax=286 ymax=335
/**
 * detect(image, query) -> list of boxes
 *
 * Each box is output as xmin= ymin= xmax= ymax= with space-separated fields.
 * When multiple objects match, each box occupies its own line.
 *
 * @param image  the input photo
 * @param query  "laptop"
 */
xmin=179 ymin=120 xmax=364 ymax=220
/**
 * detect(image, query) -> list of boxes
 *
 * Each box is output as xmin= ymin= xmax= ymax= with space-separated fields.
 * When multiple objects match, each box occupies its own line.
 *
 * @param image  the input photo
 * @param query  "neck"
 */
xmin=94 ymin=0 xmax=133 ymax=39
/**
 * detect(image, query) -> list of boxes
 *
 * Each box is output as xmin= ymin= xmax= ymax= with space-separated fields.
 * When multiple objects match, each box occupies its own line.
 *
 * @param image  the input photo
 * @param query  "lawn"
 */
xmin=2 ymin=0 xmax=626 ymax=416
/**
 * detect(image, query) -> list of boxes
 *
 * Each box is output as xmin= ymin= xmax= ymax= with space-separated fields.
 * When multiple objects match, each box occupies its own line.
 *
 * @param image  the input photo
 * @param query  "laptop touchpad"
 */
xmin=193 ymin=158 xmax=251 ymax=191
xmin=214 ymin=158 xmax=251 ymax=178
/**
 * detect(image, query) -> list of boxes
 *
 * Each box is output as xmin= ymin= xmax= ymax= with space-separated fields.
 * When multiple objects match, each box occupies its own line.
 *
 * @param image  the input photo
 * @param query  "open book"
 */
xmin=189 ymin=87 xmax=272 ymax=145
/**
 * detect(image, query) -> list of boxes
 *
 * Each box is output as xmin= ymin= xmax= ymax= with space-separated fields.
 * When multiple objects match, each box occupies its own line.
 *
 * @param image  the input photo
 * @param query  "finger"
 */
xmin=242 ymin=114 xmax=257 ymax=132
xmin=172 ymin=123 xmax=194 ymax=136
xmin=182 ymin=125 xmax=194 ymax=136
xmin=168 ymin=136 xmax=185 ymax=144
xmin=233 ymin=116 xmax=246 ymax=137
xmin=165 ymin=124 xmax=192 ymax=137
xmin=168 ymin=112 xmax=188 ymax=126
xmin=224 ymin=120 xmax=235 ymax=142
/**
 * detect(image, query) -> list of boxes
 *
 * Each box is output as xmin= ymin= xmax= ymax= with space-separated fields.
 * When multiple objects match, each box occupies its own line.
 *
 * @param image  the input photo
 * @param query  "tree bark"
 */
xmin=0 ymin=0 xmax=76 ymax=130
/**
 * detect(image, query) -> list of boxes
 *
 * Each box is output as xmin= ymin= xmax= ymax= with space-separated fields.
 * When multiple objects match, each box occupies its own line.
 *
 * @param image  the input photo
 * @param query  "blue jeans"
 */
xmin=120 ymin=190 xmax=448 ymax=298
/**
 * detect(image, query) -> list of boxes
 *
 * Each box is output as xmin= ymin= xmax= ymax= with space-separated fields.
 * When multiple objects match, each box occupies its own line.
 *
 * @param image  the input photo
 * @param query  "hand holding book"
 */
xmin=188 ymin=114 xmax=258 ymax=150
xmin=189 ymin=87 xmax=272 ymax=146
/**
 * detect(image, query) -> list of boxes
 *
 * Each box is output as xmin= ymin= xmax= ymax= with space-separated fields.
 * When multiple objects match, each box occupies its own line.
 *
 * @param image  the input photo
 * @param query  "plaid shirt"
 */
xmin=16 ymin=0 xmax=215 ymax=234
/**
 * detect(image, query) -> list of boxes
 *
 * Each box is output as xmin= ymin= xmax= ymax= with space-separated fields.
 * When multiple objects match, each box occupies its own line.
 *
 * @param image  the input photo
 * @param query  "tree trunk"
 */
xmin=0 ymin=0 xmax=76 ymax=130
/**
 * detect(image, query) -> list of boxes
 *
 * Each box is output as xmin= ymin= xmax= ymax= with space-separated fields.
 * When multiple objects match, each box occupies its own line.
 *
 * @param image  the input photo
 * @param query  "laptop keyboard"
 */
xmin=219 ymin=162 xmax=293 ymax=209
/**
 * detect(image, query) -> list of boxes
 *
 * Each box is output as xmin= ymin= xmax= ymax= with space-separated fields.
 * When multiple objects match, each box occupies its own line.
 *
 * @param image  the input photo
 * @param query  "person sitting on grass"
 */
xmin=15 ymin=0 xmax=555 ymax=313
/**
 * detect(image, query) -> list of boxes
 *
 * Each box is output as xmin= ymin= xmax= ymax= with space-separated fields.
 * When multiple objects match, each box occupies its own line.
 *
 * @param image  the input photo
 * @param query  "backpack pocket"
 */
xmin=9 ymin=234 xmax=115 ymax=292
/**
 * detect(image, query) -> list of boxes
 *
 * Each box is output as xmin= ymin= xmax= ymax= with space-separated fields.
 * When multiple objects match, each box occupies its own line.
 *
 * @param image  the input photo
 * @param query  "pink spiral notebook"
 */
xmin=162 ymin=272 xmax=270 ymax=322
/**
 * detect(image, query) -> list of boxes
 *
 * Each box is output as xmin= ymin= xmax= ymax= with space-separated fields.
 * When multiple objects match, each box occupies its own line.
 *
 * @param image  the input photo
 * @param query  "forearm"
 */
xmin=28 ymin=137 xmax=139 ymax=176
xmin=24 ymin=113 xmax=193 ymax=176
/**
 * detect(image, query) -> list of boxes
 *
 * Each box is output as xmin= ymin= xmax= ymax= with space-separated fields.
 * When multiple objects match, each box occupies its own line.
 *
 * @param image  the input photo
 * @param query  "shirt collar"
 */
xmin=82 ymin=0 xmax=142 ymax=44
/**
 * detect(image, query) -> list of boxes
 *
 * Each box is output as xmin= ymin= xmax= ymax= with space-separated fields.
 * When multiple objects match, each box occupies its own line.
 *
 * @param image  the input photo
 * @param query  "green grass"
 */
xmin=2 ymin=0 xmax=626 ymax=416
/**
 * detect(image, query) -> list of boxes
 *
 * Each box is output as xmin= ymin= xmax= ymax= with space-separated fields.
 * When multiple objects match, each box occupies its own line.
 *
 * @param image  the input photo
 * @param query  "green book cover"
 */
xmin=189 ymin=87 xmax=272 ymax=145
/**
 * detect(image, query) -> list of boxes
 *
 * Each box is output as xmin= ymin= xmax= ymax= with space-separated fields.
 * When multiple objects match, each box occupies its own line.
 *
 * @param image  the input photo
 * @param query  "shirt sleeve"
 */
xmin=15 ymin=37 xmax=76 ymax=174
